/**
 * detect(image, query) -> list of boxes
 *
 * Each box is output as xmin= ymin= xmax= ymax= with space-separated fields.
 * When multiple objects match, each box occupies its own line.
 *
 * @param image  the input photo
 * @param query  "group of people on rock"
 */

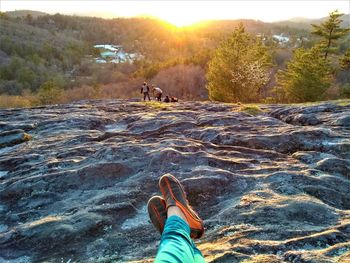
xmin=141 ymin=82 xmax=178 ymax=103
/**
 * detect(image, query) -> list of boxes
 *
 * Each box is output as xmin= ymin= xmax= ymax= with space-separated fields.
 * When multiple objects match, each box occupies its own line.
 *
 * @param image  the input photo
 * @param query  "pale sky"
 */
xmin=1 ymin=1 xmax=349 ymax=26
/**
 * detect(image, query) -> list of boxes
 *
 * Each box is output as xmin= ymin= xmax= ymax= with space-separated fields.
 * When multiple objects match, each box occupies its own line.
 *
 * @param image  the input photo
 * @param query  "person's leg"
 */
xmin=193 ymin=245 xmax=206 ymax=263
xmin=156 ymin=206 xmax=201 ymax=263
xmin=168 ymin=206 xmax=205 ymax=262
xmin=143 ymin=93 xmax=146 ymax=101
xmin=149 ymin=174 xmax=205 ymax=263
xmin=155 ymin=215 xmax=194 ymax=263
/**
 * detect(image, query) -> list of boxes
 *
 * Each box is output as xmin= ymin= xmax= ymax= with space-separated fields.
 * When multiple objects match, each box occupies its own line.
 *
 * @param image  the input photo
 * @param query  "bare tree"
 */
xmin=151 ymin=64 xmax=207 ymax=100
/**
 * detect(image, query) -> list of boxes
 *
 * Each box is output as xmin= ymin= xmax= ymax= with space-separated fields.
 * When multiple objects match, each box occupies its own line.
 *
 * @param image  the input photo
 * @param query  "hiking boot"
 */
xmin=147 ymin=195 xmax=167 ymax=234
xmin=159 ymin=174 xmax=204 ymax=239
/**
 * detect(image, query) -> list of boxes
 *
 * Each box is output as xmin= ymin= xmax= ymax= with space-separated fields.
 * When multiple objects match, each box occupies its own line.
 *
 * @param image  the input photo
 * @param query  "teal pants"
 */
xmin=155 ymin=215 xmax=205 ymax=263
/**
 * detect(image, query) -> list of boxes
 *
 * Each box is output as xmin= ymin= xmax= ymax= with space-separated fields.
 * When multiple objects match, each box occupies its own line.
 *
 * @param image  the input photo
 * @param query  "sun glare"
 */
xmin=153 ymin=11 xmax=205 ymax=27
xmin=165 ymin=19 xmax=195 ymax=27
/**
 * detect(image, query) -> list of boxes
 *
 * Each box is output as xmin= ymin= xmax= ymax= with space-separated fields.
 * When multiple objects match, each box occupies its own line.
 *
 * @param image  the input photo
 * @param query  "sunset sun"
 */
xmin=157 ymin=13 xmax=203 ymax=27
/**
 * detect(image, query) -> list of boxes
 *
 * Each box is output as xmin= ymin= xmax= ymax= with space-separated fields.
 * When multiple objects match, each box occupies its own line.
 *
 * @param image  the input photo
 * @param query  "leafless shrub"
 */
xmin=62 ymin=77 xmax=144 ymax=102
xmin=62 ymin=85 xmax=99 ymax=102
xmin=99 ymin=77 xmax=143 ymax=99
xmin=151 ymin=64 xmax=207 ymax=100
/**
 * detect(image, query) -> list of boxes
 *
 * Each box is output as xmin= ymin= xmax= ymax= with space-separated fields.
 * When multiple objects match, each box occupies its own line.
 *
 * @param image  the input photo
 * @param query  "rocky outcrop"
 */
xmin=0 ymin=100 xmax=349 ymax=262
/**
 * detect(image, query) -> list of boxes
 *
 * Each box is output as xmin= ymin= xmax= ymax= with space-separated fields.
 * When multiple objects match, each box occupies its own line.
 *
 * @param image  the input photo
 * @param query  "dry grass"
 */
xmin=0 ymin=77 xmax=144 ymax=108
xmin=0 ymin=94 xmax=36 ymax=109
xmin=62 ymin=85 xmax=100 ymax=102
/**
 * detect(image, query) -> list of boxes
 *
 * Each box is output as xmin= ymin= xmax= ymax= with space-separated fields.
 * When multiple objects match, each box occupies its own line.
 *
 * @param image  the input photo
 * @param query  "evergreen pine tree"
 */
xmin=206 ymin=23 xmax=271 ymax=102
xmin=276 ymin=47 xmax=332 ymax=103
xmin=311 ymin=10 xmax=350 ymax=59
xmin=340 ymin=48 xmax=350 ymax=70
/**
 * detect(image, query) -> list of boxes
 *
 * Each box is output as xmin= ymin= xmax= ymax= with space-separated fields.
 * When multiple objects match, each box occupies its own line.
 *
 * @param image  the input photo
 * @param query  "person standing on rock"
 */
xmin=152 ymin=85 xmax=163 ymax=102
xmin=147 ymin=174 xmax=205 ymax=263
xmin=141 ymin=82 xmax=151 ymax=101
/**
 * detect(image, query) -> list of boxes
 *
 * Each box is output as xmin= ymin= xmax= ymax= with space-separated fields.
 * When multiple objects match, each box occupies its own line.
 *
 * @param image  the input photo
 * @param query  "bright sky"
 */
xmin=1 ymin=0 xmax=349 ymax=26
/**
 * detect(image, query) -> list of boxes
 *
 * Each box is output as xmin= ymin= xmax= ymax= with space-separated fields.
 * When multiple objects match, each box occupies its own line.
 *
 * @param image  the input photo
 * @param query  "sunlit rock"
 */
xmin=0 ymin=99 xmax=349 ymax=262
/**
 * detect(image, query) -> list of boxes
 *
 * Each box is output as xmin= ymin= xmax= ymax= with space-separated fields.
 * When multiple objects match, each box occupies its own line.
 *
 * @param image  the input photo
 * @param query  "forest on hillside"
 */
xmin=0 ymin=11 xmax=349 ymax=107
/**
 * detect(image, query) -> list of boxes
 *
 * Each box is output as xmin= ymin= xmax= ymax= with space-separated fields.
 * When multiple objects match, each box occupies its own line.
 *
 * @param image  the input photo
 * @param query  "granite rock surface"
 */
xmin=0 ymin=100 xmax=349 ymax=263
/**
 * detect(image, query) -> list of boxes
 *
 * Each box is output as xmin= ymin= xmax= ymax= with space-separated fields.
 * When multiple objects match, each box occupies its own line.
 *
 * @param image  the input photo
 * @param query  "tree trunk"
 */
xmin=325 ymin=27 xmax=334 ymax=59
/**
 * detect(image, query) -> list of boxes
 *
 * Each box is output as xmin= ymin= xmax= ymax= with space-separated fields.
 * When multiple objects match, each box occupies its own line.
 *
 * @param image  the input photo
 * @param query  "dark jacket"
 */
xmin=141 ymin=84 xmax=150 ymax=93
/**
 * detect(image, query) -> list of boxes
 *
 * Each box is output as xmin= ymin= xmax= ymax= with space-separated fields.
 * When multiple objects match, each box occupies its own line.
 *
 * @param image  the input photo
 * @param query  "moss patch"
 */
xmin=335 ymin=100 xmax=350 ymax=107
xmin=23 ymin=133 xmax=32 ymax=141
xmin=288 ymin=99 xmax=350 ymax=107
xmin=239 ymin=105 xmax=263 ymax=116
xmin=138 ymin=101 xmax=170 ymax=110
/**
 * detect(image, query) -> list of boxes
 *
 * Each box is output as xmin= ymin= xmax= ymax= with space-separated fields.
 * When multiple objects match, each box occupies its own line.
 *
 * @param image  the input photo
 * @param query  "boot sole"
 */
xmin=147 ymin=196 xmax=167 ymax=234
xmin=159 ymin=174 xmax=204 ymax=238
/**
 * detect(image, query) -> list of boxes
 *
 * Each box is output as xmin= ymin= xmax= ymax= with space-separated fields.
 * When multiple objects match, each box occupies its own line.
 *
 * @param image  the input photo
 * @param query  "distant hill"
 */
xmin=288 ymin=17 xmax=315 ymax=23
xmin=278 ymin=13 xmax=350 ymax=30
xmin=0 ymin=18 xmax=84 ymax=51
xmin=5 ymin=10 xmax=48 ymax=18
xmin=184 ymin=19 xmax=270 ymax=37
xmin=0 ymin=16 xmax=90 ymax=94
xmin=339 ymin=13 xmax=349 ymax=27
xmin=311 ymin=13 xmax=350 ymax=28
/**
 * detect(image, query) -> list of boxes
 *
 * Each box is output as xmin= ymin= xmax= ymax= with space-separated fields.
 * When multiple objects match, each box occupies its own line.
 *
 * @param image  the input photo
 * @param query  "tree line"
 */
xmin=207 ymin=10 xmax=350 ymax=103
xmin=0 ymin=10 xmax=349 ymax=107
